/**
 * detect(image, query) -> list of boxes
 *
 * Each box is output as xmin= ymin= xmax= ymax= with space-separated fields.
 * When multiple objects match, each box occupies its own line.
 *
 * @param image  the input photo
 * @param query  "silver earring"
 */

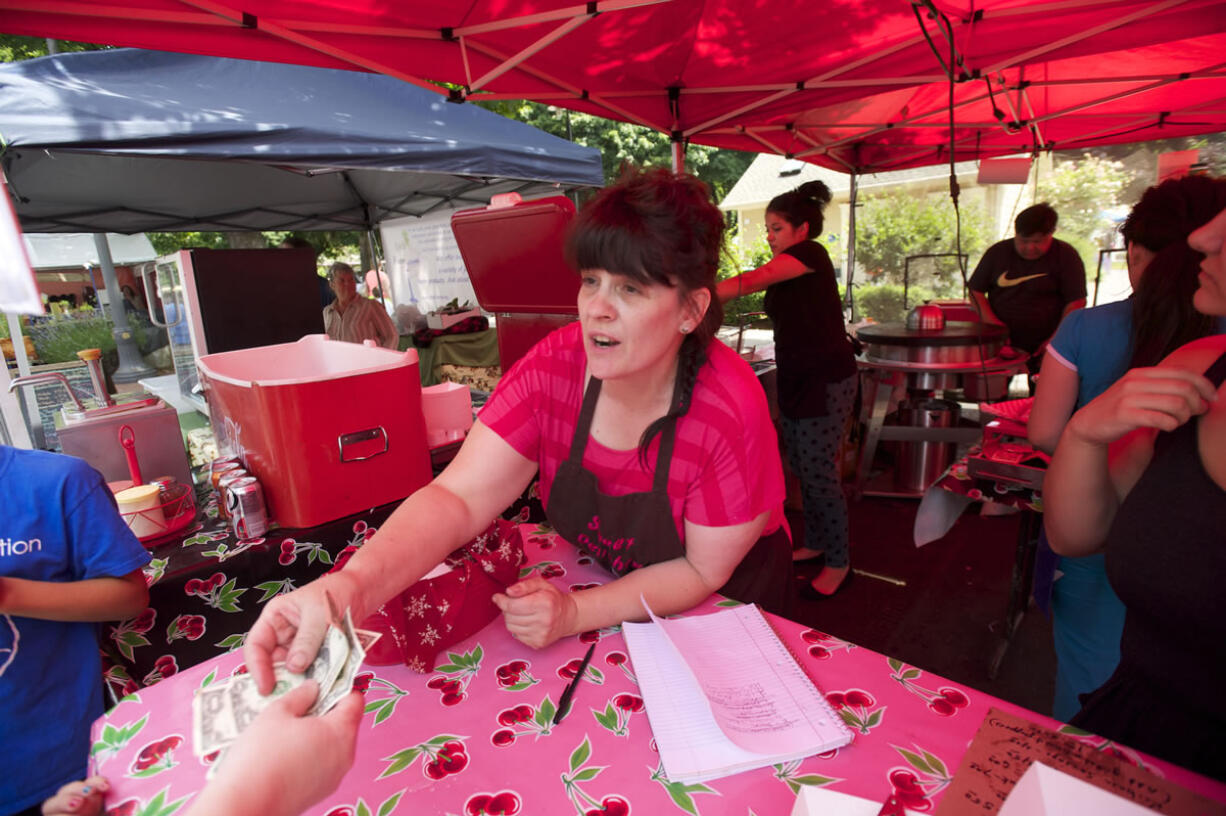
xmin=680 ymin=324 xmax=691 ymax=334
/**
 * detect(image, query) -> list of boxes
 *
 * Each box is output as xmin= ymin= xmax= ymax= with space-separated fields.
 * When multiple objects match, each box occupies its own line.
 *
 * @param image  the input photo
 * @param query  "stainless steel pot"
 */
xmin=857 ymin=321 xmax=1006 ymax=366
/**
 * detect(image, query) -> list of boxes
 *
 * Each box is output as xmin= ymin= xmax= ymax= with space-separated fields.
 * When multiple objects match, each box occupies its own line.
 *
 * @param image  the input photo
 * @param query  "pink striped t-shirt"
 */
xmin=479 ymin=322 xmax=785 ymax=543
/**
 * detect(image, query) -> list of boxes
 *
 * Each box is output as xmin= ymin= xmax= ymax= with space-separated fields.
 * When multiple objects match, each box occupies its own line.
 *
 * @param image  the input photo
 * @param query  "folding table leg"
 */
xmin=988 ymin=507 xmax=1040 ymax=679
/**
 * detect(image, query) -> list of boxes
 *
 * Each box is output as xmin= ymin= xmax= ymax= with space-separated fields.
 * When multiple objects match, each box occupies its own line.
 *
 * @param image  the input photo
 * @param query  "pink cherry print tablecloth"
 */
xmin=91 ymin=527 xmax=1226 ymax=816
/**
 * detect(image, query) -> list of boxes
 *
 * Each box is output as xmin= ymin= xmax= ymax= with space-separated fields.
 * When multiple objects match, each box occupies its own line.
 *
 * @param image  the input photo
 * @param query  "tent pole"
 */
xmin=367 ymin=228 xmax=391 ymax=309
xmin=93 ymin=233 xmax=154 ymax=384
xmin=671 ymin=139 xmax=685 ymax=174
xmin=845 ymin=172 xmax=858 ymax=322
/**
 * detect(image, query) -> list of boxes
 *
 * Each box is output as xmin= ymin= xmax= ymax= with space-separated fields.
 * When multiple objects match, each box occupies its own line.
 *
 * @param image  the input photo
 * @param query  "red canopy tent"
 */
xmin=1 ymin=0 xmax=1223 ymax=172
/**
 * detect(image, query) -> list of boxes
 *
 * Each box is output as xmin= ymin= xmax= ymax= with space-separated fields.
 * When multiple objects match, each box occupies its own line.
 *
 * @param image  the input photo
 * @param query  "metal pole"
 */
xmin=93 ymin=233 xmax=154 ymax=384
xmin=671 ymin=139 xmax=685 ymax=174
xmin=845 ymin=172 xmax=859 ymax=322
xmin=368 ymin=228 xmax=391 ymax=309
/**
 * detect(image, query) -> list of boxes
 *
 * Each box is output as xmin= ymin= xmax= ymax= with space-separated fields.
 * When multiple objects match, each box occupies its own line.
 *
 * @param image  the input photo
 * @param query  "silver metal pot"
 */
xmin=857 ymin=321 xmax=1006 ymax=366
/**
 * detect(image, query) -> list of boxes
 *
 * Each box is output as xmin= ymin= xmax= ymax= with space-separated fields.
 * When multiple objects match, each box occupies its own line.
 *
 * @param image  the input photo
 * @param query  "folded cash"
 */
xmin=192 ymin=612 xmax=380 ymax=758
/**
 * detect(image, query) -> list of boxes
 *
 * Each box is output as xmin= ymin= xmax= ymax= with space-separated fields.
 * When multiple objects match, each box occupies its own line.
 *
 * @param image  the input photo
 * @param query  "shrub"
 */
xmin=24 ymin=313 xmax=152 ymax=365
xmin=853 ymin=283 xmax=937 ymax=324
xmin=718 ymin=233 xmax=771 ymax=326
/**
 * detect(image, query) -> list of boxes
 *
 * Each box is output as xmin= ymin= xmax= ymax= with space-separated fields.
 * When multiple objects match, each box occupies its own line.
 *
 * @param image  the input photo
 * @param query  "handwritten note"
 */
xmin=621 ymin=603 xmax=851 ymax=783
xmin=935 ymin=708 xmax=1225 ymax=816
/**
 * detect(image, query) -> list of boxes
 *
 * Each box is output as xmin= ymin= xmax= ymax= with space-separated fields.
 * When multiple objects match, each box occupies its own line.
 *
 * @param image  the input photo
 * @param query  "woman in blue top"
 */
xmin=717 ymin=181 xmax=858 ymax=597
xmin=1028 ymin=174 xmax=1226 ymax=721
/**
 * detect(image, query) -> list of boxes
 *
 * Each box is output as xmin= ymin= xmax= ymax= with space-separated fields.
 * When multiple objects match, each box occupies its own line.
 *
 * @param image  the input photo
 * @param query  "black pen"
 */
xmin=552 ymin=642 xmax=596 ymax=725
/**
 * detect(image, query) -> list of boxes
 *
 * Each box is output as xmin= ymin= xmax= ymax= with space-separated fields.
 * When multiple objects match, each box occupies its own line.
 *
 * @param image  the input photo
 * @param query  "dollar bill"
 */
xmin=193 ymin=665 xmax=304 ymax=757
xmin=313 ymin=609 xmax=368 ymax=716
xmin=303 ymin=622 xmax=350 ymax=705
xmin=191 ymin=614 xmax=382 ymax=757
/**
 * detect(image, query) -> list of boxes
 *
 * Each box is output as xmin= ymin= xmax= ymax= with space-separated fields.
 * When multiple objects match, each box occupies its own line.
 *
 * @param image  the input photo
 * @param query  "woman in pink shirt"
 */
xmin=245 ymin=168 xmax=791 ymax=691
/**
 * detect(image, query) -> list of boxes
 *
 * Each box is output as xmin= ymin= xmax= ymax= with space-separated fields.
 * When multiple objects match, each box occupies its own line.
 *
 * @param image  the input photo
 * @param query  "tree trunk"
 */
xmin=358 ymin=232 xmax=374 ymax=275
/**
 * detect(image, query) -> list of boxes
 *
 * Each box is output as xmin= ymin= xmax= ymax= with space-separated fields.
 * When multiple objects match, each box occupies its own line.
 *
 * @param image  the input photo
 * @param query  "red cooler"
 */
xmin=451 ymin=195 xmax=580 ymax=370
xmin=197 ymin=335 xmax=432 ymax=528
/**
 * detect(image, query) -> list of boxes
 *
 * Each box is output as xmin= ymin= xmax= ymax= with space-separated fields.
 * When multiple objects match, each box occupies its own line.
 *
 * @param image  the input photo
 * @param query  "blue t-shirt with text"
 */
xmin=0 ymin=446 xmax=150 ymax=814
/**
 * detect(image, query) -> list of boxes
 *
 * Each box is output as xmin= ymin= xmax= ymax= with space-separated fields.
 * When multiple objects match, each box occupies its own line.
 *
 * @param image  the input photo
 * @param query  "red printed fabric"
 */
xmin=354 ymin=519 xmax=526 ymax=672
xmin=479 ymin=323 xmax=785 ymax=540
xmin=412 ymin=316 xmax=490 ymax=347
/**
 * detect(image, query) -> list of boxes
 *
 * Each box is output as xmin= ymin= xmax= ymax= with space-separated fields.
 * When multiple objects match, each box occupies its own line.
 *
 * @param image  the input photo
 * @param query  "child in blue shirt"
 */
xmin=0 ymin=445 xmax=150 ymax=816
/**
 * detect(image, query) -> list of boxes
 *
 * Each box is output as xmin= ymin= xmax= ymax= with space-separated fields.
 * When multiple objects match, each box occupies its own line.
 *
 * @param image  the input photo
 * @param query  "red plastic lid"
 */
xmin=450 ymin=195 xmax=579 ymax=315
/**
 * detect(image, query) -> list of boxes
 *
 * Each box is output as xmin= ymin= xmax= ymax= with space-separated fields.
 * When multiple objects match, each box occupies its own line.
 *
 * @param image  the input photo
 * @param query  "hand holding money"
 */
xmin=183 ymin=681 xmax=364 ymax=816
xmin=244 ymin=572 xmax=366 ymax=696
xmin=194 ymin=606 xmax=380 ymax=759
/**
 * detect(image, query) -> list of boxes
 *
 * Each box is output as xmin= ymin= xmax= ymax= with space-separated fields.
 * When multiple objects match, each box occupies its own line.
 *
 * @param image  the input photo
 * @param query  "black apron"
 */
xmin=546 ymin=375 xmax=794 ymax=617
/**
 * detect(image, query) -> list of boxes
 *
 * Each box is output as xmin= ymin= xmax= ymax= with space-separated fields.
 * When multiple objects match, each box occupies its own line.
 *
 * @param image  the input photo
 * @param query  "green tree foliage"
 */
xmin=854 ymin=190 xmax=990 ymax=295
xmin=1037 ymin=154 xmax=1133 ymax=270
xmin=717 ymin=234 xmax=772 ymax=324
xmin=146 ymin=232 xmax=230 ymax=255
xmin=0 ymin=34 xmax=105 ymax=61
xmin=475 ymin=100 xmax=755 ymax=199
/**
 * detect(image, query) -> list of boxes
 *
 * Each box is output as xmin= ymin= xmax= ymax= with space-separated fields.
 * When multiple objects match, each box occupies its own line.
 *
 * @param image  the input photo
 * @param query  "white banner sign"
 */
xmin=380 ymin=210 xmax=477 ymax=314
xmin=0 ymin=170 xmax=42 ymax=316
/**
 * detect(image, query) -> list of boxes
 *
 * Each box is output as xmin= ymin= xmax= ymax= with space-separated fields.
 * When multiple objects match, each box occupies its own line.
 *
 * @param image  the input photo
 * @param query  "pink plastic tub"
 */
xmin=198 ymin=335 xmax=432 ymax=529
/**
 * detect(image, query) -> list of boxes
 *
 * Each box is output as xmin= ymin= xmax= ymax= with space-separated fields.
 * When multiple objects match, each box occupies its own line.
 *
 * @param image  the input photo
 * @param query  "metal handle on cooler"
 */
xmin=338 ymin=426 xmax=389 ymax=462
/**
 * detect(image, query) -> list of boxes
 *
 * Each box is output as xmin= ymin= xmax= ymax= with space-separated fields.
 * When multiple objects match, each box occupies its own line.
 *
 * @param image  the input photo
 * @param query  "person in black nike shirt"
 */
xmin=968 ymin=203 xmax=1087 ymax=383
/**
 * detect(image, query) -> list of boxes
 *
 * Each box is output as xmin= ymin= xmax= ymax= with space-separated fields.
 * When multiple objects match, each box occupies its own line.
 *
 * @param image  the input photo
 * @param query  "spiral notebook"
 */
xmin=622 ymin=602 xmax=852 ymax=783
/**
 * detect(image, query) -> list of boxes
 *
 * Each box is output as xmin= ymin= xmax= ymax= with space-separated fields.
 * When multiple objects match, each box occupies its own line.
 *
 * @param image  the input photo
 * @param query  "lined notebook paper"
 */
xmin=622 ymin=603 xmax=852 ymax=783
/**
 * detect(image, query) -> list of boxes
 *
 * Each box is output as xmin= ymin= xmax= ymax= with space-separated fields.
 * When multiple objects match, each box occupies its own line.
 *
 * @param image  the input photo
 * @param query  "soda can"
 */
xmin=216 ymin=469 xmax=249 ymax=520
xmin=210 ymin=456 xmax=241 ymax=478
xmin=226 ymin=476 xmax=269 ymax=540
xmin=210 ymin=461 xmax=242 ymax=492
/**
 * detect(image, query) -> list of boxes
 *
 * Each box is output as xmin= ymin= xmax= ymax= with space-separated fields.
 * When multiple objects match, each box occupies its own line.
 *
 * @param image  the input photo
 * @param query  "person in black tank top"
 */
xmin=1044 ymin=204 xmax=1226 ymax=781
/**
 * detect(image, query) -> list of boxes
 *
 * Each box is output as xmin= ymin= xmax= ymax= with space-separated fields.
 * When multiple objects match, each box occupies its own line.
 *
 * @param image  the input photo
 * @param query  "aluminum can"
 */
xmin=210 ymin=461 xmax=242 ymax=492
xmin=226 ymin=476 xmax=269 ymax=539
xmin=216 ymin=469 xmax=249 ymax=520
xmin=210 ymin=456 xmax=241 ymax=477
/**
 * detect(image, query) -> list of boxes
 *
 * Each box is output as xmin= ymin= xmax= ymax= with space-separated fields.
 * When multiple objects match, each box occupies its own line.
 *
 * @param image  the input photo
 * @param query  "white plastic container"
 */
xmin=114 ymin=484 xmax=166 ymax=539
xmin=420 ymin=381 xmax=474 ymax=447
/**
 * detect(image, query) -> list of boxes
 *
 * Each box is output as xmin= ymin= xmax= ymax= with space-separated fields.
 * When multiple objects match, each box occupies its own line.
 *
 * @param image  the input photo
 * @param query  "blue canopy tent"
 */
xmin=0 ymin=49 xmax=604 ymax=233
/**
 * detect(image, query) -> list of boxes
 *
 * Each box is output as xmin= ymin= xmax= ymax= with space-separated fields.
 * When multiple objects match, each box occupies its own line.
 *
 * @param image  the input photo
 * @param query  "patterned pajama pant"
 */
xmin=778 ymin=373 xmax=858 ymax=568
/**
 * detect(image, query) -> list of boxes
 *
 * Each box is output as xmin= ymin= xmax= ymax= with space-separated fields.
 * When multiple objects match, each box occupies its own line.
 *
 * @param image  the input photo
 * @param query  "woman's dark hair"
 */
xmin=767 ymin=180 xmax=832 ymax=238
xmin=1120 ymin=174 xmax=1226 ymax=367
xmin=565 ymin=166 xmax=725 ymax=462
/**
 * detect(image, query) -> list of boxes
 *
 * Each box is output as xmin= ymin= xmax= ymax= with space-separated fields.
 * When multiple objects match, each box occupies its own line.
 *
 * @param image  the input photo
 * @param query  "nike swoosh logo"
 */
xmin=996 ymin=271 xmax=1046 ymax=288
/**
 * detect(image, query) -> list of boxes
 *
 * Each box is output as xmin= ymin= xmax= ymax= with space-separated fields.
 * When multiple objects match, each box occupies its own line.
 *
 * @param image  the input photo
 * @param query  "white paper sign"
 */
xmin=0 ymin=170 xmax=42 ymax=315
xmin=380 ymin=210 xmax=478 ymax=314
